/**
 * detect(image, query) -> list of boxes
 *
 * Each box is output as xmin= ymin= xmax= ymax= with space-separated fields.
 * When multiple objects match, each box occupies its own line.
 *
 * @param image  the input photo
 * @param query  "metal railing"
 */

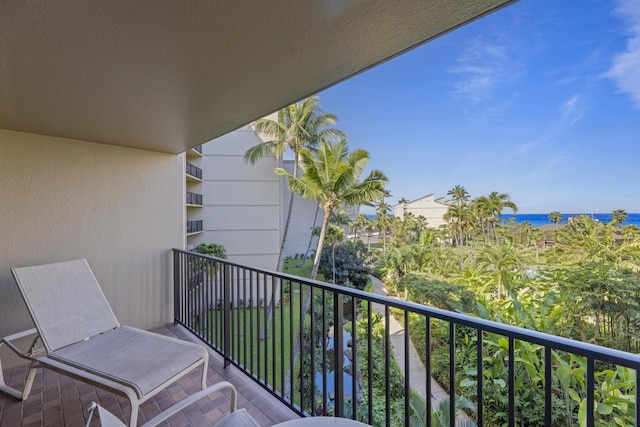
xmin=173 ymin=249 xmax=640 ymax=426
xmin=186 ymin=220 xmax=203 ymax=234
xmin=186 ymin=162 xmax=202 ymax=179
xmin=186 ymin=191 xmax=203 ymax=206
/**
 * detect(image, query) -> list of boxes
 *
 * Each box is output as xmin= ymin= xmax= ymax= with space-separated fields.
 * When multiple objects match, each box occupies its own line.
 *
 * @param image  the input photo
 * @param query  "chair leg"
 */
xmin=0 ymin=357 xmax=23 ymax=399
xmin=129 ymin=401 xmax=139 ymax=427
xmin=0 ymin=355 xmax=38 ymax=400
xmin=21 ymin=361 xmax=39 ymax=399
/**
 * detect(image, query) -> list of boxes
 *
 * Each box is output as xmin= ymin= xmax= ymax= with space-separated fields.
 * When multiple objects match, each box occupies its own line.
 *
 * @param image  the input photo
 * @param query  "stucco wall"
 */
xmin=196 ymin=128 xmax=280 ymax=271
xmin=0 ymin=130 xmax=184 ymax=350
xmin=393 ymin=196 xmax=450 ymax=228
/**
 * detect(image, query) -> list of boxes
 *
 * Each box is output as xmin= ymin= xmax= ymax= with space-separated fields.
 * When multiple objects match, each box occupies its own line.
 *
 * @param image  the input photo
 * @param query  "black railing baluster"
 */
xmin=299 ymin=282 xmax=305 ymax=411
xmin=426 ymin=315 xmax=431 ymax=427
xmin=351 ymin=296 xmax=357 ymax=420
xmin=280 ymin=278 xmax=286 ymax=396
xmin=477 ymin=330 xmax=483 ymax=427
xmin=228 ymin=265 xmax=232 ymax=357
xmin=249 ymin=270 xmax=254 ymax=376
xmin=263 ymin=273 xmax=269 ymax=386
xmin=216 ymin=262 xmax=221 ymax=349
xmin=587 ymin=357 xmax=594 ymax=427
xmin=367 ymin=300 xmax=373 ymax=425
xmin=289 ymin=280 xmax=295 ymax=405
xmin=310 ymin=287 xmax=316 ymax=415
xmin=404 ymin=310 xmax=410 ymax=426
xmin=635 ymin=367 xmax=640 ymax=427
xmin=272 ymin=276 xmax=277 ymax=391
xmin=545 ymin=346 xmax=552 ymax=427
xmin=322 ymin=290 xmax=328 ymax=416
xmin=385 ymin=305 xmax=391 ymax=427
xmin=173 ymin=251 xmax=179 ymax=324
xmin=335 ymin=292 xmax=344 ymax=418
xmin=242 ymin=268 xmax=247 ymax=370
xmin=449 ymin=322 xmax=455 ymax=427
xmin=223 ymin=263 xmax=230 ymax=368
xmin=508 ymin=337 xmax=515 ymax=427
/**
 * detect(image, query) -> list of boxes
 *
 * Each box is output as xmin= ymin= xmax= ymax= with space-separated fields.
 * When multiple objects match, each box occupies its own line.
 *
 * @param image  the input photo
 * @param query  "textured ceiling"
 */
xmin=0 ymin=1 xmax=516 ymax=154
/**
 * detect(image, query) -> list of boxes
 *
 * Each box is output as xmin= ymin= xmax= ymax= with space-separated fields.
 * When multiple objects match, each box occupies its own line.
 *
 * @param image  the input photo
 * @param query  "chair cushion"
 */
xmin=49 ymin=327 xmax=205 ymax=397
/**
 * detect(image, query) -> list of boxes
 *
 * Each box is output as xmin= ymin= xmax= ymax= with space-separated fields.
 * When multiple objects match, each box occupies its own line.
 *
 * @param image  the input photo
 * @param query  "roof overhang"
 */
xmin=1 ymin=1 xmax=516 ymax=154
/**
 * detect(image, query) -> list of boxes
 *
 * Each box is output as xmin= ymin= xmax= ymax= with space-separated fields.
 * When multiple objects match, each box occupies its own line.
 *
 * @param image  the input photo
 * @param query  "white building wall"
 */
xmin=392 ymin=194 xmax=450 ymax=228
xmin=0 ymin=130 xmax=184 ymax=359
xmin=197 ymin=127 xmax=280 ymax=271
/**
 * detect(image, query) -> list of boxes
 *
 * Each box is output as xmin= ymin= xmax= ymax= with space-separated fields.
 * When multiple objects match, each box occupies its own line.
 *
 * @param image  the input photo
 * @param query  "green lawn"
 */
xmin=282 ymin=257 xmax=325 ymax=281
xmin=199 ymin=258 xmax=321 ymax=399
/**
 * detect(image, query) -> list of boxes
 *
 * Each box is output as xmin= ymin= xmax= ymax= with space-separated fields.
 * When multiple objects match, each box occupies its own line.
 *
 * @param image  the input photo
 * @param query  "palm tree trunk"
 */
xmin=286 ymin=206 xmax=331 ymax=398
xmin=263 ymin=157 xmax=298 ymax=340
xmin=299 ymin=205 xmax=320 ymax=267
xmin=311 ymin=207 xmax=332 ymax=280
xmin=276 ymin=157 xmax=299 ymax=270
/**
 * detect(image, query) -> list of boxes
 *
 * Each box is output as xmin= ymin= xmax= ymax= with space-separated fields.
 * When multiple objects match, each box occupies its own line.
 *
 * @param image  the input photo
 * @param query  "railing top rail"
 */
xmin=173 ymin=248 xmax=640 ymax=368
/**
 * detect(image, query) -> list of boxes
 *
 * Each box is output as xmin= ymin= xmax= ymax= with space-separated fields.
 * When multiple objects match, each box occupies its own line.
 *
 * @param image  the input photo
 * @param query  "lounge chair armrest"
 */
xmin=1 ymin=328 xmax=40 ymax=359
xmin=0 ymin=328 xmax=41 ymax=399
xmin=141 ymin=381 xmax=238 ymax=427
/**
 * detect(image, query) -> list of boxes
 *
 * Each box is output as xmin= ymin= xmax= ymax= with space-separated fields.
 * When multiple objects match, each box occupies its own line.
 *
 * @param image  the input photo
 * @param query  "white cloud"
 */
xmin=450 ymin=36 xmax=520 ymax=103
xmin=560 ymin=95 xmax=585 ymax=127
xmin=607 ymin=0 xmax=640 ymax=109
xmin=512 ymin=137 xmax=548 ymax=156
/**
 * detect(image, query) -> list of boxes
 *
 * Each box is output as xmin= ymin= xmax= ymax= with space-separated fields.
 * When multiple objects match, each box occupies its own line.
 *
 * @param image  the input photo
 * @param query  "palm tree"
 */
xmin=487 ymin=191 xmax=518 ymax=246
xmin=471 ymin=195 xmax=492 ymax=245
xmin=353 ymin=213 xmax=370 ymax=241
xmin=415 ymin=215 xmax=429 ymax=241
xmin=447 ymin=184 xmax=470 ymax=207
xmin=478 ymin=244 xmax=523 ymax=299
xmin=374 ymin=199 xmax=393 ymax=254
xmin=330 ymin=210 xmax=351 ymax=236
xmin=611 ymin=209 xmax=628 ymax=226
xmin=549 ymin=211 xmax=563 ymax=224
xmin=324 ymin=225 xmax=344 ymax=283
xmin=244 ymin=96 xmax=346 ymax=271
xmin=275 ymin=139 xmax=387 ymax=279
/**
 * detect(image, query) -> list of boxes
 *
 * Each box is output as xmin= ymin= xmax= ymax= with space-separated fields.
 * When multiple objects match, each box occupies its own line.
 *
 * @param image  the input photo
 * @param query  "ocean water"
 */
xmin=366 ymin=213 xmax=640 ymax=227
xmin=500 ymin=213 xmax=640 ymax=227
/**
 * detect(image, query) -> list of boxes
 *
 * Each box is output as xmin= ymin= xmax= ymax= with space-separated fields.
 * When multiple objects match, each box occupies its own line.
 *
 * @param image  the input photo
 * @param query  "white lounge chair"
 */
xmin=0 ymin=259 xmax=249 ymax=427
xmin=85 ymin=381 xmax=259 ymax=427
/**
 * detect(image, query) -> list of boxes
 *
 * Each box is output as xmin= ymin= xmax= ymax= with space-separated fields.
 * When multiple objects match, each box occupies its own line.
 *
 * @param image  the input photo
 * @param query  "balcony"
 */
xmin=186 ymin=191 xmax=203 ymax=207
xmin=186 ymin=162 xmax=203 ymax=181
xmin=2 ymin=251 xmax=639 ymax=426
xmin=187 ymin=220 xmax=203 ymax=235
xmin=187 ymin=145 xmax=203 ymax=158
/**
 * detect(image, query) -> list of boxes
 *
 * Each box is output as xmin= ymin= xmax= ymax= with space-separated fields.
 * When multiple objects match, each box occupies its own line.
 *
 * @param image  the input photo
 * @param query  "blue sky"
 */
xmin=316 ymin=0 xmax=640 ymax=215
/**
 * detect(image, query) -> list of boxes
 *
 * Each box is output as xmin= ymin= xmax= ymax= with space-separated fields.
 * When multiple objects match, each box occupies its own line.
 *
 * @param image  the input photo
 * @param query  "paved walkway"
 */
xmin=369 ymin=275 xmax=450 ymax=408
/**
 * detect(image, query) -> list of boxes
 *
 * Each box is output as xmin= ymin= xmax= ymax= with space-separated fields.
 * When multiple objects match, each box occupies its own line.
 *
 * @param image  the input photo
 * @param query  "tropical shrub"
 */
xmin=319 ymin=240 xmax=374 ymax=290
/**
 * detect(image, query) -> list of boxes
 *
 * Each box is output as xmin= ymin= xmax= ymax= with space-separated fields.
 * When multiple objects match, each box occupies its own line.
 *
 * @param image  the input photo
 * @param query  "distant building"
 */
xmin=391 ymin=194 xmax=451 ymax=228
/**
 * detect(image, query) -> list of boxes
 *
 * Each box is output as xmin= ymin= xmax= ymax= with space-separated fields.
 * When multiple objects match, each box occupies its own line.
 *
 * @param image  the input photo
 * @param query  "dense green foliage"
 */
xmin=369 ymin=186 xmax=640 ymax=426
xmin=193 ymin=242 xmax=227 ymax=258
xmin=277 ymin=139 xmax=388 ymax=279
xmin=318 ymin=240 xmax=375 ymax=289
